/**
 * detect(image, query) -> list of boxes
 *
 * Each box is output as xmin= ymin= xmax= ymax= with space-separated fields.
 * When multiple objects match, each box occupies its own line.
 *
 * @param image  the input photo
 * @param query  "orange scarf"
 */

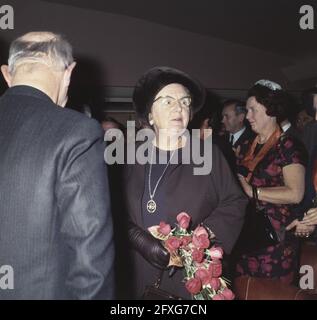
xmin=242 ymin=126 xmax=282 ymax=183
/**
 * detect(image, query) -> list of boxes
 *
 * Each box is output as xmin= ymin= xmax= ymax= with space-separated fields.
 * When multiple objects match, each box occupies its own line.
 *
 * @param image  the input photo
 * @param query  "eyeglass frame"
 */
xmin=152 ymin=95 xmax=192 ymax=110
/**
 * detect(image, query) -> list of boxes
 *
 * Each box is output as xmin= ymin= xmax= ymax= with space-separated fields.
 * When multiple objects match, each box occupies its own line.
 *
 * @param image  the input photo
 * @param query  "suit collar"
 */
xmin=4 ymin=85 xmax=54 ymax=104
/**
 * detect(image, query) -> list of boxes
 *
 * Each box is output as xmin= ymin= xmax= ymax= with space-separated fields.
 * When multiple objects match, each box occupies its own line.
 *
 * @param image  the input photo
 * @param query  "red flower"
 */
xmin=165 ymin=236 xmax=181 ymax=252
xmin=212 ymin=293 xmax=225 ymax=300
xmin=192 ymin=249 xmax=204 ymax=263
xmin=192 ymin=226 xmax=210 ymax=249
xmin=158 ymin=221 xmax=171 ymax=236
xmin=176 ymin=212 xmax=191 ymax=230
xmin=180 ymin=236 xmax=192 ymax=247
xmin=149 ymin=213 xmax=230 ymax=299
xmin=193 ymin=226 xmax=209 ymax=237
xmin=222 ymin=288 xmax=235 ymax=300
xmin=192 ymin=234 xmax=210 ymax=249
xmin=185 ymin=278 xmax=202 ymax=295
xmin=209 ymin=260 xmax=222 ymax=277
xmin=209 ymin=247 xmax=224 ymax=260
xmin=208 ymin=277 xmax=221 ymax=291
xmin=195 ymin=268 xmax=210 ymax=285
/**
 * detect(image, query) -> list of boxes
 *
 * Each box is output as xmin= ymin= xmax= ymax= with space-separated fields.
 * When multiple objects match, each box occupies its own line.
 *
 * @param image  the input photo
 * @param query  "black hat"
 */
xmin=133 ymin=66 xmax=206 ymax=125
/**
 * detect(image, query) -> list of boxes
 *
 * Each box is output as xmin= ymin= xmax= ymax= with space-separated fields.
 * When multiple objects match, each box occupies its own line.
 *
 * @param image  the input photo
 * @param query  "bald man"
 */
xmin=0 ymin=32 xmax=114 ymax=299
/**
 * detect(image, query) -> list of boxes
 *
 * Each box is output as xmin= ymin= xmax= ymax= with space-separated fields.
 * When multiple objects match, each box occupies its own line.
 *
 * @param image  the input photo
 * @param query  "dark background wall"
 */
xmin=0 ymin=0 xmax=316 ymax=119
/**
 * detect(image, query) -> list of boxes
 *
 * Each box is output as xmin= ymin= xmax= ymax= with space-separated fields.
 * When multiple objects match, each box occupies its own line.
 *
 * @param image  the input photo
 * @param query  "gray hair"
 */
xmin=8 ymin=32 xmax=74 ymax=73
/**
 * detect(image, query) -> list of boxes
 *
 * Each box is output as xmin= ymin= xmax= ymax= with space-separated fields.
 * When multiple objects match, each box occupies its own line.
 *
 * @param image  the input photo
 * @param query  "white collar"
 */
xmin=281 ymin=122 xmax=291 ymax=132
xmin=230 ymin=127 xmax=246 ymax=144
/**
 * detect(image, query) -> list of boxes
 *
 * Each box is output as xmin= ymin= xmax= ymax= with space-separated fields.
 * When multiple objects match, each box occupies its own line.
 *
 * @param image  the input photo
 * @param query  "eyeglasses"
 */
xmin=153 ymin=96 xmax=192 ymax=109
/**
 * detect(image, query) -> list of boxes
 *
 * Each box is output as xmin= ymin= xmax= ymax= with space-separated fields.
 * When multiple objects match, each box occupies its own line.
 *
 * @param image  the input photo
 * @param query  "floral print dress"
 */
xmin=236 ymin=134 xmax=307 ymax=284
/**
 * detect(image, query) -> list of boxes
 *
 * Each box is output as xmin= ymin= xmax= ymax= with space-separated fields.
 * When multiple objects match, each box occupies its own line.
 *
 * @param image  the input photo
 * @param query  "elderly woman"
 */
xmin=236 ymin=80 xmax=307 ymax=284
xmin=123 ymin=66 xmax=247 ymax=299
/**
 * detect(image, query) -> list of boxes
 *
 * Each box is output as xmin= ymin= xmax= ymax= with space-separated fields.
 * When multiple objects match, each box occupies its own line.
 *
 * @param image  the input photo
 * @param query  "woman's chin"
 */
xmin=168 ymin=127 xmax=186 ymax=135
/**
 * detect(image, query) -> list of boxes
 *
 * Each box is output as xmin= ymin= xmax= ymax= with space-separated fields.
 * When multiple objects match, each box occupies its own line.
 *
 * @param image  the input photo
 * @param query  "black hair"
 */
xmin=223 ymin=99 xmax=246 ymax=115
xmin=247 ymin=84 xmax=297 ymax=123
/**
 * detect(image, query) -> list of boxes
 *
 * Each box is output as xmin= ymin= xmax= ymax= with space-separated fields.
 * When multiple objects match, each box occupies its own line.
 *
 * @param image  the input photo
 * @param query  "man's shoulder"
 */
xmin=58 ymin=108 xmax=103 ymax=137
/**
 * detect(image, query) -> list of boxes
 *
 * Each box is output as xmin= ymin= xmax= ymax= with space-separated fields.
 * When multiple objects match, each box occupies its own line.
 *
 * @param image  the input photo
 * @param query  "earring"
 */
xmin=149 ymin=119 xmax=154 ymax=125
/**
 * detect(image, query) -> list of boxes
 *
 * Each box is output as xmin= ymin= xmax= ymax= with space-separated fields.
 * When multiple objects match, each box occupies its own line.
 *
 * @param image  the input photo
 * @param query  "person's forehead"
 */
xmin=246 ymin=96 xmax=258 ymax=107
xmin=155 ymin=83 xmax=189 ymax=98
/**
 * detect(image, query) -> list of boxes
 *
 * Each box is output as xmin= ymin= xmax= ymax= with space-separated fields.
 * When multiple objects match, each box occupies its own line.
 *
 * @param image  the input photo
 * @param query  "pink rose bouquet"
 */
xmin=148 ymin=212 xmax=235 ymax=300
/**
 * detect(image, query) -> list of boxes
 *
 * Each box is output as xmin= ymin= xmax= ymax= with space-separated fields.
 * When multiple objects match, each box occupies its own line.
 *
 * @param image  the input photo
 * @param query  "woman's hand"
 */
xmin=238 ymin=174 xmax=252 ymax=198
xmin=302 ymin=208 xmax=317 ymax=226
xmin=286 ymin=219 xmax=315 ymax=238
xmin=128 ymin=223 xmax=170 ymax=269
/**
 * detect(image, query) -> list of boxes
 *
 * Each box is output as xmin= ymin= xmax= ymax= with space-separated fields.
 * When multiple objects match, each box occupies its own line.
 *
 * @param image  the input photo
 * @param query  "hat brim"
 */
xmin=133 ymin=66 xmax=206 ymax=124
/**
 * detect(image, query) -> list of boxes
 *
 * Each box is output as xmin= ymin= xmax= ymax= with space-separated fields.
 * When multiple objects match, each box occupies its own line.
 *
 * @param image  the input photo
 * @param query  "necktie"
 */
xmin=230 ymin=134 xmax=234 ymax=146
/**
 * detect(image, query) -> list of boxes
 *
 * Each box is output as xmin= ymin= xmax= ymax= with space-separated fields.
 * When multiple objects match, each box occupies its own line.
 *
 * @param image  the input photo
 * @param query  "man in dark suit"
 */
xmin=0 ymin=32 xmax=114 ymax=299
xmin=222 ymin=99 xmax=255 ymax=151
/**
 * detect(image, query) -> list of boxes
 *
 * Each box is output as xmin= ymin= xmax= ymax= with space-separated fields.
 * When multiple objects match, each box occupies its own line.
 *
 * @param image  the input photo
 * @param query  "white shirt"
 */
xmin=229 ymin=127 xmax=246 ymax=145
xmin=281 ymin=122 xmax=291 ymax=132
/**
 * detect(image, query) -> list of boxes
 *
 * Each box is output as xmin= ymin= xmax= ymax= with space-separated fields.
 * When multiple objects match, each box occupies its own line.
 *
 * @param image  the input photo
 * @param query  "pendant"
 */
xmin=147 ymin=199 xmax=157 ymax=213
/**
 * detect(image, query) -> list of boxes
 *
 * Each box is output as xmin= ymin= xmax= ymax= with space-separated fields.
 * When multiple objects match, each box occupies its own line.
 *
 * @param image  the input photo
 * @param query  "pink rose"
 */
xmin=192 ymin=249 xmax=204 ymax=263
xmin=209 ymin=260 xmax=222 ymax=278
xmin=185 ymin=278 xmax=202 ymax=295
xmin=165 ymin=236 xmax=181 ymax=252
xmin=222 ymin=288 xmax=235 ymax=300
xmin=208 ymin=277 xmax=221 ymax=291
xmin=176 ymin=212 xmax=191 ymax=230
xmin=158 ymin=221 xmax=171 ymax=236
xmin=192 ymin=234 xmax=210 ymax=249
xmin=192 ymin=226 xmax=210 ymax=249
xmin=195 ymin=268 xmax=210 ymax=285
xmin=194 ymin=260 xmax=205 ymax=268
xmin=212 ymin=293 xmax=225 ymax=300
xmin=209 ymin=247 xmax=224 ymax=260
xmin=193 ymin=226 xmax=209 ymax=237
xmin=180 ymin=236 xmax=192 ymax=247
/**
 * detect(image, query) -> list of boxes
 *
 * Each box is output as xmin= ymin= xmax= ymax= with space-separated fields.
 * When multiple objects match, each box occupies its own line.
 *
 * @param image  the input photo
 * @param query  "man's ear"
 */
xmin=148 ymin=113 xmax=154 ymax=125
xmin=1 ymin=65 xmax=12 ymax=87
xmin=238 ymin=113 xmax=245 ymax=124
xmin=63 ymin=61 xmax=76 ymax=86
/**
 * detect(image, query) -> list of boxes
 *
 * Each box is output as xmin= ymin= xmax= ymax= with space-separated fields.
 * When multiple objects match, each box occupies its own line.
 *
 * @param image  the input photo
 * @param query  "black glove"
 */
xmin=128 ymin=223 xmax=170 ymax=269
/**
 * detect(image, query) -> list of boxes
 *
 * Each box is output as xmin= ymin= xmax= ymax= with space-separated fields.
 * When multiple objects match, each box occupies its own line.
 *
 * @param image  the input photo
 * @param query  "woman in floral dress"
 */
xmin=235 ymin=80 xmax=307 ymax=284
